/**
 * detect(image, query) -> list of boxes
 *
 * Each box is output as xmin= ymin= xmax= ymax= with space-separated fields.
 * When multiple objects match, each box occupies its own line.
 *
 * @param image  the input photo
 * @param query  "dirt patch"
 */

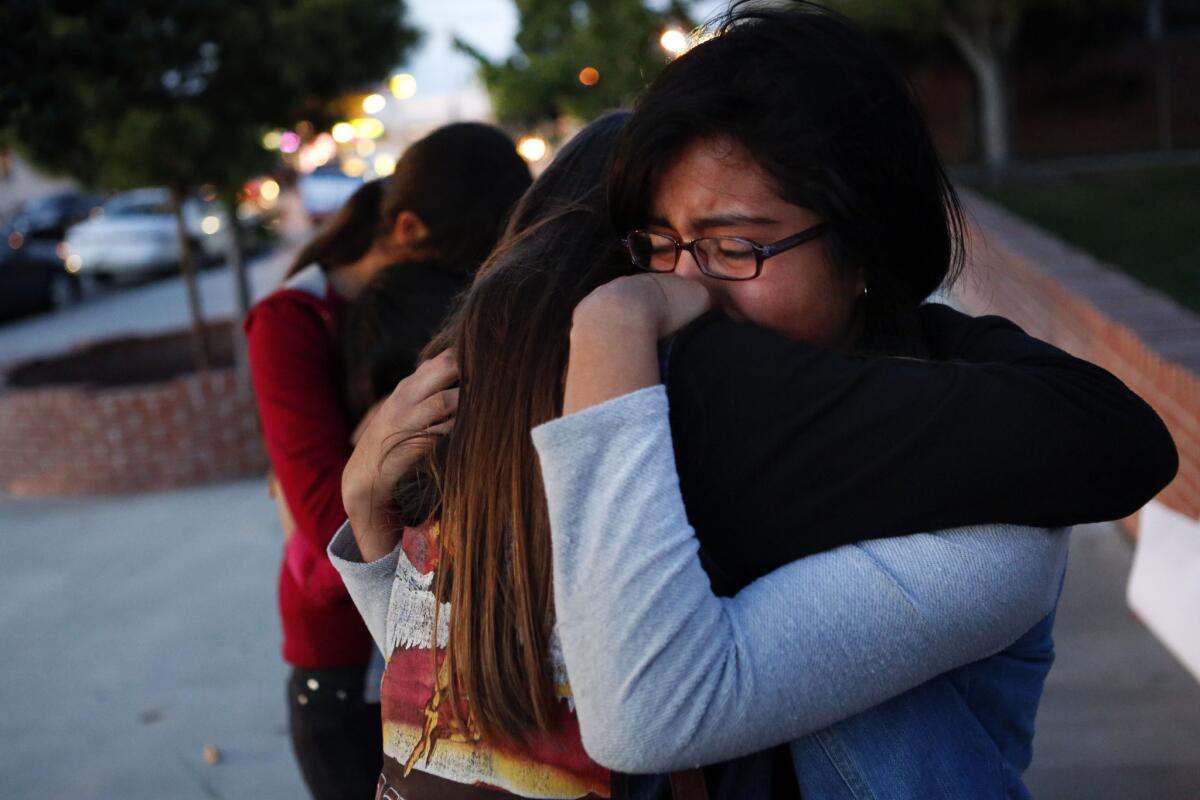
xmin=5 ymin=321 xmax=236 ymax=389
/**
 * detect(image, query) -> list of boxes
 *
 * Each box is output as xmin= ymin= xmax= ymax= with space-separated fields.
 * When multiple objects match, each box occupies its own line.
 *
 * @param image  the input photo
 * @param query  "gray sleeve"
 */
xmin=327 ymin=520 xmax=400 ymax=655
xmin=532 ymin=385 xmax=1069 ymax=773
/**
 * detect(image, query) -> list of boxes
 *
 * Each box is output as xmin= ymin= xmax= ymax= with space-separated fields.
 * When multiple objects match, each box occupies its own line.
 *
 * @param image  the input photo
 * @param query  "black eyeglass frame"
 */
xmin=621 ymin=222 xmax=829 ymax=281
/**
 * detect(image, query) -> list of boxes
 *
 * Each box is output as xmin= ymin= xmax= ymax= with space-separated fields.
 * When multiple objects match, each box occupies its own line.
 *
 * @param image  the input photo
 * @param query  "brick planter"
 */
xmin=0 ymin=322 xmax=267 ymax=496
xmin=954 ymin=189 xmax=1200 ymax=527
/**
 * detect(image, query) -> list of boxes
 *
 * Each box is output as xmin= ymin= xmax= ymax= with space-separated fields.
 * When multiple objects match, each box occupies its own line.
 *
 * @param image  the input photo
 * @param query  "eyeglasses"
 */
xmin=621 ymin=222 xmax=828 ymax=281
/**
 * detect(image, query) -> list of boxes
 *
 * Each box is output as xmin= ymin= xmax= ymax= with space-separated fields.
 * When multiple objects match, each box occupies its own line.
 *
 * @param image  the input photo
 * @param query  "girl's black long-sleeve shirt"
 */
xmin=664 ymin=303 xmax=1178 ymax=595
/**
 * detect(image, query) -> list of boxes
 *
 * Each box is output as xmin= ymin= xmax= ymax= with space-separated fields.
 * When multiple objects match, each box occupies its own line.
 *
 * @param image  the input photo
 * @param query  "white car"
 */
xmin=298 ymin=166 xmax=363 ymax=224
xmin=63 ymin=188 xmax=232 ymax=281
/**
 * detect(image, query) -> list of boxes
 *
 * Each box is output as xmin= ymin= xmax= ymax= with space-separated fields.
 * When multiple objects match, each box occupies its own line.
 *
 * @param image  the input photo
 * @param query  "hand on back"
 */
xmin=342 ymin=348 xmax=458 ymax=560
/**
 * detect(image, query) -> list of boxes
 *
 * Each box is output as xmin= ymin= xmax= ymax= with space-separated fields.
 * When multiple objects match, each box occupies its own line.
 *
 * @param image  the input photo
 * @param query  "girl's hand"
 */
xmin=563 ymin=275 xmax=712 ymax=416
xmin=573 ymin=273 xmax=712 ymax=340
xmin=342 ymin=348 xmax=458 ymax=561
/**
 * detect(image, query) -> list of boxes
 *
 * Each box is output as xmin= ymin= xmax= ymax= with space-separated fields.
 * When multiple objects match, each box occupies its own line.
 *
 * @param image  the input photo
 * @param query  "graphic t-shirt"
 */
xmin=375 ymin=523 xmax=611 ymax=800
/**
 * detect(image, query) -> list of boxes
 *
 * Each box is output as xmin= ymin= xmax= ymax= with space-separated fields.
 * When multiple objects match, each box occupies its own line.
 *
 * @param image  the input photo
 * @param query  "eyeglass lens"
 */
xmin=628 ymin=232 xmax=759 ymax=279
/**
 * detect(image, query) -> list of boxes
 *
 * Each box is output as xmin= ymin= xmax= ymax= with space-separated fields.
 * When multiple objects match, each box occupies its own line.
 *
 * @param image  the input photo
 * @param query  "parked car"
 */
xmin=6 ymin=191 xmax=103 ymax=241
xmin=0 ymin=192 xmax=102 ymax=321
xmin=298 ymin=165 xmax=362 ymax=224
xmin=0 ymin=222 xmax=79 ymax=321
xmin=62 ymin=188 xmax=231 ymax=282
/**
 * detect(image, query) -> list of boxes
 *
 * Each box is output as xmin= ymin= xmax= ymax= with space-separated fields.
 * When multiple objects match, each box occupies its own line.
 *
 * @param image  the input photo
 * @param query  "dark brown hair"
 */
xmin=340 ymin=260 xmax=466 ymax=425
xmin=286 ymin=178 xmax=384 ymax=278
xmin=380 ymin=122 xmax=533 ymax=280
xmin=609 ymin=1 xmax=966 ymax=354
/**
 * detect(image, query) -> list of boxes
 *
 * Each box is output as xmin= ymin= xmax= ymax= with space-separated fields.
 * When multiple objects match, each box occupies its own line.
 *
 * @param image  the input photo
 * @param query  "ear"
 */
xmin=852 ymin=266 xmax=867 ymax=297
xmin=389 ymin=209 xmax=430 ymax=249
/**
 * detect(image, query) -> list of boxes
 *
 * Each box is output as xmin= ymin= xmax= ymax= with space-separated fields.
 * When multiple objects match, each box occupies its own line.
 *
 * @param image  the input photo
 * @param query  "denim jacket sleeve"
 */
xmin=532 ymin=385 xmax=1068 ymax=774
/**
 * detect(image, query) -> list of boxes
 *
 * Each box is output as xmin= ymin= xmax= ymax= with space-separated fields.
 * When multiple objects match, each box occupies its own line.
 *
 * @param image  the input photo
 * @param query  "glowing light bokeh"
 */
xmin=389 ymin=73 xmax=417 ymax=100
xmin=517 ymin=135 xmax=548 ymax=163
xmin=298 ymin=133 xmax=337 ymax=173
xmin=660 ymin=29 xmax=689 ymax=55
xmin=373 ymin=154 xmax=397 ymax=177
xmin=279 ymin=131 xmax=302 ymax=153
xmin=362 ymin=93 xmax=386 ymax=114
xmin=351 ymin=118 xmax=385 ymax=139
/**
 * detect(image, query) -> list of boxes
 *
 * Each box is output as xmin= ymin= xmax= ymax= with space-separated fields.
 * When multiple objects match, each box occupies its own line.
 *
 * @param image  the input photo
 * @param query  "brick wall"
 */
xmin=0 ymin=356 xmax=267 ymax=497
xmin=954 ymin=189 xmax=1200 ymax=529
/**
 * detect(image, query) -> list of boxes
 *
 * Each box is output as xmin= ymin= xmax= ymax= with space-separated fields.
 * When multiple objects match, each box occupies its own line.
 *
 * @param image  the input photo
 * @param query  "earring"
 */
xmin=862 ymin=285 xmax=869 ymax=297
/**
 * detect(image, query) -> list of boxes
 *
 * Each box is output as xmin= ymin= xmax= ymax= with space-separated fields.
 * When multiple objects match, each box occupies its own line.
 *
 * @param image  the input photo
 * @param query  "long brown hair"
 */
xmin=393 ymin=112 xmax=634 ymax=741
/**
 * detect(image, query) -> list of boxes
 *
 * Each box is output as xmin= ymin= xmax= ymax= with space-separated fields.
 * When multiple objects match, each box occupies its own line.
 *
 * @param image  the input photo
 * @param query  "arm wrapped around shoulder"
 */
xmin=534 ymin=386 xmax=1069 ymax=772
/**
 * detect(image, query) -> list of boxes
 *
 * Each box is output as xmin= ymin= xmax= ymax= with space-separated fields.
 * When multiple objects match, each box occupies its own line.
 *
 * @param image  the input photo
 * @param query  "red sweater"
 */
xmin=245 ymin=272 xmax=373 ymax=668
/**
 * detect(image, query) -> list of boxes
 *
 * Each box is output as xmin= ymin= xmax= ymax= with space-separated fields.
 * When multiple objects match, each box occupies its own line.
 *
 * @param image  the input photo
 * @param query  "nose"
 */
xmin=674 ymin=247 xmax=704 ymax=280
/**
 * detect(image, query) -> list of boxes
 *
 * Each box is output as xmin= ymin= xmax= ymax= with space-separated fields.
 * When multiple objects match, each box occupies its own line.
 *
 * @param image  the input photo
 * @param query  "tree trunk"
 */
xmin=222 ymin=194 xmax=252 ymax=385
xmin=1147 ymin=0 xmax=1173 ymax=150
xmin=169 ymin=187 xmax=211 ymax=372
xmin=945 ymin=15 xmax=1014 ymax=178
xmin=975 ymin=55 xmax=1011 ymax=174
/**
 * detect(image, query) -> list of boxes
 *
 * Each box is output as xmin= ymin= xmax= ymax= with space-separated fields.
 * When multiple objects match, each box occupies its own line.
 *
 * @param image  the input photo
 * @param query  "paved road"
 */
xmin=3 ymin=482 xmax=1199 ymax=798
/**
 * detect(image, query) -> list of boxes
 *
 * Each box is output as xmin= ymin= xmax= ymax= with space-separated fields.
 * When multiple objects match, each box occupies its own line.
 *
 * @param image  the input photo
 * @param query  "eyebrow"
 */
xmin=647 ymin=213 xmax=781 ymax=231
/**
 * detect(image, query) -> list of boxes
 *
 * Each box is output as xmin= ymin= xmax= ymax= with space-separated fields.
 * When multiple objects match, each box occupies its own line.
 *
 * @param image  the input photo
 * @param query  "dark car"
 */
xmin=0 ymin=192 xmax=102 ymax=321
xmin=9 ymin=192 xmax=102 ymax=240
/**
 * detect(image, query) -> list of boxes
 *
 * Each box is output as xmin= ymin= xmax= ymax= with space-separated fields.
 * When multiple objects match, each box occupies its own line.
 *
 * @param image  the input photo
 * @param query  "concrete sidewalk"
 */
xmin=1025 ymin=523 xmax=1200 ymax=799
xmin=2 ymin=484 xmax=1198 ymax=798
xmin=0 ymin=480 xmax=305 ymax=799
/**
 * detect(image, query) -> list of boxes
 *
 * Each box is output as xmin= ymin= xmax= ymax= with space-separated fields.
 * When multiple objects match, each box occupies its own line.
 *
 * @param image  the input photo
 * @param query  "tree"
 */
xmin=456 ymin=0 xmax=695 ymax=128
xmin=828 ymin=0 xmax=1033 ymax=174
xmin=0 ymin=0 xmax=419 ymax=370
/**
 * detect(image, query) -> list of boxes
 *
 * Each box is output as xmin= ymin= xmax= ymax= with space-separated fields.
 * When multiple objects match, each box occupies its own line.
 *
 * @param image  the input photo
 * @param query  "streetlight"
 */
xmin=374 ymin=154 xmax=397 ymax=177
xmin=517 ymin=135 xmax=548 ymax=163
xmin=331 ymin=122 xmax=355 ymax=144
xmin=362 ymin=93 xmax=386 ymax=114
xmin=660 ymin=28 xmax=689 ymax=56
xmin=351 ymin=118 xmax=385 ymax=139
xmin=390 ymin=73 xmax=417 ymax=100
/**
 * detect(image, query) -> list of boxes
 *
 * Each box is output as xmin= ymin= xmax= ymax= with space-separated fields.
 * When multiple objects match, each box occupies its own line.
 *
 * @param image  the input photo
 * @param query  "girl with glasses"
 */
xmin=537 ymin=4 xmax=1175 ymax=798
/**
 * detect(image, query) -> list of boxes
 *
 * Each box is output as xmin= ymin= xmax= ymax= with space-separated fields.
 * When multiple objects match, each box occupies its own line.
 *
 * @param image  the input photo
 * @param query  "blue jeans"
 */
xmin=789 ymin=610 xmax=1058 ymax=799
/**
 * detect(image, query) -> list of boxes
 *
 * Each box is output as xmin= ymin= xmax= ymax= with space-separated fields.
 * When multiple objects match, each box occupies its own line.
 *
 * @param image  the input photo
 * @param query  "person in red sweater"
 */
xmin=246 ymin=123 xmax=531 ymax=800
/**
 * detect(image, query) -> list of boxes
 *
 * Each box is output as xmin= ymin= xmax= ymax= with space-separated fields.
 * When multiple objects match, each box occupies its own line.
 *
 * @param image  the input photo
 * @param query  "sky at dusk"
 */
xmin=401 ymin=0 xmax=729 ymax=95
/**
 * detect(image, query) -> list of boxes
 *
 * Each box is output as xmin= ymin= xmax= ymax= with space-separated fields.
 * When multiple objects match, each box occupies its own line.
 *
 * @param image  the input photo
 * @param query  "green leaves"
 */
xmin=459 ymin=0 xmax=695 ymax=127
xmin=0 ymin=0 xmax=421 ymax=193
